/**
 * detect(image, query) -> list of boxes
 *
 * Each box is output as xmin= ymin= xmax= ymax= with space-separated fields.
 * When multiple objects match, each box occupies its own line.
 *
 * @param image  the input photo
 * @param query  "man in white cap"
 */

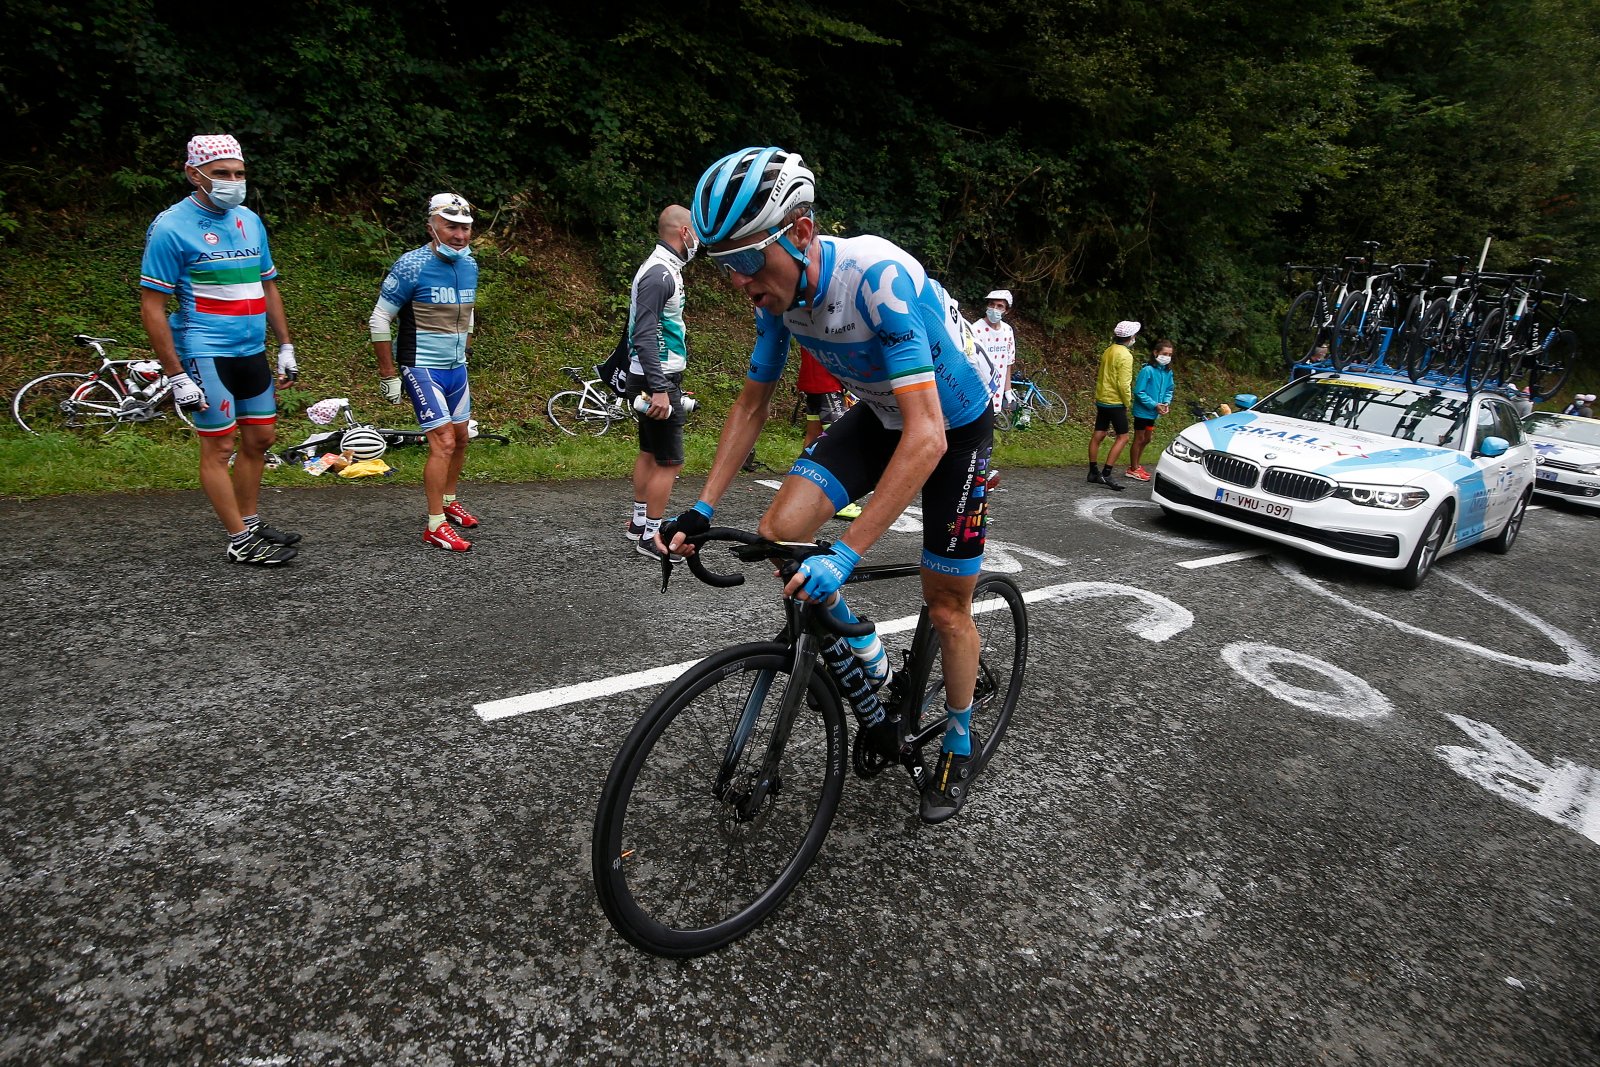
xmin=1088 ymin=320 xmax=1140 ymax=490
xmin=140 ymin=133 xmax=300 ymax=565
xmin=371 ymin=193 xmax=481 ymax=551
xmin=971 ymin=289 xmax=1016 ymax=416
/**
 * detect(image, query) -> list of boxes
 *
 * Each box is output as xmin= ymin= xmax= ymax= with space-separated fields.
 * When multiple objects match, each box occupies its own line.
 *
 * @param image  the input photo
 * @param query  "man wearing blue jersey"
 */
xmin=371 ymin=193 xmax=480 ymax=551
xmin=664 ymin=147 xmax=998 ymax=824
xmin=140 ymin=134 xmax=300 ymax=566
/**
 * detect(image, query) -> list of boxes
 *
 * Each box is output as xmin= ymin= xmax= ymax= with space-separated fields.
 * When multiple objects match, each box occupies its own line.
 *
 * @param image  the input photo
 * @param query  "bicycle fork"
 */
xmin=713 ymin=627 xmax=826 ymax=821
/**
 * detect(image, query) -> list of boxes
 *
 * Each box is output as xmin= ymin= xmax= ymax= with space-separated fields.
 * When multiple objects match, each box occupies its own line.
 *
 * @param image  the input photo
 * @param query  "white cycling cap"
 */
xmin=1585 ymin=393 xmax=1598 ymax=402
xmin=428 ymin=192 xmax=474 ymax=223
xmin=985 ymin=289 xmax=1014 ymax=307
xmin=1114 ymin=319 xmax=1141 ymax=338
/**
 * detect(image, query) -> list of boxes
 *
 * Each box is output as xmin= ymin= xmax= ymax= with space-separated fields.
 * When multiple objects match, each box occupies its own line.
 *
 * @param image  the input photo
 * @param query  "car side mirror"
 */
xmin=1233 ymin=393 xmax=1257 ymax=410
xmin=1476 ymin=435 xmax=1509 ymax=458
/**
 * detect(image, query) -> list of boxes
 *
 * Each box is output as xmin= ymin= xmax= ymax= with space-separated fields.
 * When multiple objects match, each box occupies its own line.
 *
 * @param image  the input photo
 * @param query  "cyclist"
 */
xmin=663 ymin=146 xmax=998 ymax=824
xmin=139 ymin=133 xmax=300 ymax=566
xmin=371 ymin=193 xmax=480 ymax=551
xmin=624 ymin=205 xmax=698 ymax=561
xmin=970 ymin=288 xmax=1016 ymax=416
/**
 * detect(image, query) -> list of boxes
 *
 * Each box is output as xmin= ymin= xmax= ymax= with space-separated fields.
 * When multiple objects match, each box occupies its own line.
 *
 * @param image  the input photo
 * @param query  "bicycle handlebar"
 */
xmin=665 ymin=527 xmax=878 ymax=637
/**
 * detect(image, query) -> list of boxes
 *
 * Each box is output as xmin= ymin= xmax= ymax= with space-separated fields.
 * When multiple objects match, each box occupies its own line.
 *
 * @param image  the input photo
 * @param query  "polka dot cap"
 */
xmin=186 ymin=134 xmax=244 ymax=168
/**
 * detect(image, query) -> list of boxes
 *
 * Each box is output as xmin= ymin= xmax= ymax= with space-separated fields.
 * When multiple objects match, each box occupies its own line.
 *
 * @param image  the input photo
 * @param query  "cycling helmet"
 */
xmin=692 ymin=147 xmax=815 ymax=246
xmin=339 ymin=426 xmax=388 ymax=461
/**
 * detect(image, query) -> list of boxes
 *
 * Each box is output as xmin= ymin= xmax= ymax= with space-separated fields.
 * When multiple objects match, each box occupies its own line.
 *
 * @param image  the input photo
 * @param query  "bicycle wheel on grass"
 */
xmin=1034 ymin=388 xmax=1069 ymax=425
xmin=916 ymin=573 xmax=1027 ymax=772
xmin=592 ymin=642 xmax=848 ymax=957
xmin=13 ymin=373 xmax=121 ymax=435
xmin=547 ymin=389 xmax=612 ymax=436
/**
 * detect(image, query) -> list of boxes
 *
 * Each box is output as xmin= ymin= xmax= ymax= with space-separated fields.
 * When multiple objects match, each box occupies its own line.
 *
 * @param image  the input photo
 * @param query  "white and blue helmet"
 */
xmin=692 ymin=147 xmax=815 ymax=246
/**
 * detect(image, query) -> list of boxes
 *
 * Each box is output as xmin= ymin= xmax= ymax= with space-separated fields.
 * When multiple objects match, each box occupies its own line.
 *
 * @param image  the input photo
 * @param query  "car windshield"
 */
xmin=1253 ymin=377 xmax=1470 ymax=448
xmin=1523 ymin=412 xmax=1600 ymax=447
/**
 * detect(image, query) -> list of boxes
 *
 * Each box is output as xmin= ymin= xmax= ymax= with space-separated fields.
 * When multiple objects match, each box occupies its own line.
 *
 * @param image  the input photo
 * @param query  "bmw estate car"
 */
xmin=1151 ymin=371 xmax=1536 ymax=587
xmin=1523 ymin=411 xmax=1600 ymax=509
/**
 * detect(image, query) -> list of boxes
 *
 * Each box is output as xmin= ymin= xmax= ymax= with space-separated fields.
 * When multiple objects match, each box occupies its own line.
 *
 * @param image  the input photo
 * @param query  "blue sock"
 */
xmin=943 ymin=703 xmax=972 ymax=756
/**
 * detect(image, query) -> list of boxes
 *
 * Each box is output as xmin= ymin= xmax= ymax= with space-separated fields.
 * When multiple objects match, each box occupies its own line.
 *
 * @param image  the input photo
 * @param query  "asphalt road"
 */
xmin=3 ymin=465 xmax=1598 ymax=1066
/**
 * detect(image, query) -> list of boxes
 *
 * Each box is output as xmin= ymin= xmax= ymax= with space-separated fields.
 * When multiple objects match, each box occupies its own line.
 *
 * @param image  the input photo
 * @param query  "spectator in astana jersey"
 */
xmin=139 ymin=133 xmax=301 ymax=566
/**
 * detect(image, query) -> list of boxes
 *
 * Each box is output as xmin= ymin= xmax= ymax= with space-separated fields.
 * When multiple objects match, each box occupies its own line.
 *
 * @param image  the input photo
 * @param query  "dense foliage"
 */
xmin=4 ymin=0 xmax=1597 ymax=364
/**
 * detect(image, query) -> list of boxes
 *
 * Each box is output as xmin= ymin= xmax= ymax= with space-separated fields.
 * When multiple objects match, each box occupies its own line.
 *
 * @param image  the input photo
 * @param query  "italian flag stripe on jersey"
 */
xmin=189 ymin=264 xmax=261 ymax=286
xmin=195 ymin=294 xmax=267 ymax=316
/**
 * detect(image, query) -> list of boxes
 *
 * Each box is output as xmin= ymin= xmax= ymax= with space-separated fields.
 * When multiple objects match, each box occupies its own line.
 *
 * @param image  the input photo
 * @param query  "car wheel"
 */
xmin=1394 ymin=503 xmax=1452 ymax=589
xmin=1486 ymin=489 xmax=1531 ymax=555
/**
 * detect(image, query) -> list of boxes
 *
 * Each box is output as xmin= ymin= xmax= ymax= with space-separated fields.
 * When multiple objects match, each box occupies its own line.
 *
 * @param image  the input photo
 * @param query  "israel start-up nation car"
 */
xmin=1523 ymin=411 xmax=1600 ymax=509
xmin=1150 ymin=370 xmax=1536 ymax=588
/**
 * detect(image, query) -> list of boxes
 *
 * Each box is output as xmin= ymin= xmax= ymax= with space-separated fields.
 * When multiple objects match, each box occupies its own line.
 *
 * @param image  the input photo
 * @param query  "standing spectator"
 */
xmin=971 ymin=289 xmax=1016 ymax=415
xmin=1088 ymin=320 xmax=1140 ymax=490
xmin=1126 ymin=338 xmax=1175 ymax=481
xmin=139 ymin=133 xmax=300 ymax=566
xmin=371 ymin=193 xmax=480 ymax=551
xmin=797 ymin=344 xmax=847 ymax=449
xmin=1562 ymin=393 xmax=1596 ymax=417
xmin=626 ymin=205 xmax=697 ymax=561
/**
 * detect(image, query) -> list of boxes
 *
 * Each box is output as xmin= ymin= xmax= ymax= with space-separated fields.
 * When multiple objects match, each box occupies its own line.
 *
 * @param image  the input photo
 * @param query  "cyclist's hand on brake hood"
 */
xmin=170 ymin=372 xmax=207 ymax=412
xmin=662 ymin=501 xmax=713 ymax=556
xmin=791 ymin=542 xmax=860 ymax=602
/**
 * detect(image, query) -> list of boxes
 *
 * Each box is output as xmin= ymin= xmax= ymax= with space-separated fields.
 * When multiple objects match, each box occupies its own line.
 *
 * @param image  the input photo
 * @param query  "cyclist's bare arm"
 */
xmin=669 ymin=376 xmax=779 ymax=554
xmin=262 ymin=278 xmax=292 ymax=349
xmin=373 ymin=338 xmax=397 ymax=378
xmin=139 ymin=287 xmax=182 ymax=376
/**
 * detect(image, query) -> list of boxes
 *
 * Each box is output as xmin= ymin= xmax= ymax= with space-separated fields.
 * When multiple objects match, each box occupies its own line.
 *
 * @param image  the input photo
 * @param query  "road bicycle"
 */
xmin=277 ymin=396 xmax=508 ymax=463
xmin=996 ymin=370 xmax=1069 ymax=428
xmin=547 ymin=366 xmax=629 ymax=436
xmin=12 ymin=334 xmax=195 ymax=435
xmin=1281 ymin=243 xmax=1380 ymax=370
xmin=592 ymin=527 xmax=1028 ymax=957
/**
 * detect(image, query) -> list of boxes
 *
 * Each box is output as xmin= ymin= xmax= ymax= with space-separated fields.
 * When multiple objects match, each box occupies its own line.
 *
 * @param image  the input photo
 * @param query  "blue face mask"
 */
xmin=432 ymin=225 xmax=469 ymax=260
xmin=985 ymin=307 xmax=1004 ymax=325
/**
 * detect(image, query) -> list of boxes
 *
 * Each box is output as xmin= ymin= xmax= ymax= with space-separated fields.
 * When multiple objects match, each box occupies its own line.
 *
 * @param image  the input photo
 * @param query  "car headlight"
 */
xmin=1334 ymin=483 xmax=1430 ymax=510
xmin=1166 ymin=435 xmax=1205 ymax=462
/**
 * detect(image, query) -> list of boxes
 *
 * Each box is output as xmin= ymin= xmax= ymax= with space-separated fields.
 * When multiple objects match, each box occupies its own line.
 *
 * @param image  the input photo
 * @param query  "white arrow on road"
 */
xmin=1435 ymin=714 xmax=1600 ymax=846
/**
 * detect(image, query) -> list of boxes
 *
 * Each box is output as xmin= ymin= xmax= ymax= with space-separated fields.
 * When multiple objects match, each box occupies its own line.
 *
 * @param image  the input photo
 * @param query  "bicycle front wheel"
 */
xmin=592 ymin=642 xmax=848 ymax=957
xmin=1527 ymin=330 xmax=1577 ymax=402
xmin=917 ymin=573 xmax=1027 ymax=772
xmin=547 ymin=390 xmax=612 ymax=436
xmin=1034 ymin=388 xmax=1069 ymax=425
xmin=1328 ymin=292 xmax=1365 ymax=372
xmin=1281 ymin=290 xmax=1322 ymax=369
xmin=13 ymin=373 xmax=121 ymax=435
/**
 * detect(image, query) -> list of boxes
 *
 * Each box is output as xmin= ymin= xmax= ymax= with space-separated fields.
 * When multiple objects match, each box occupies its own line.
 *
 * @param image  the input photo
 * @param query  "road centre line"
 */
xmin=1177 ymin=548 xmax=1272 ymax=569
xmin=474 ymin=582 xmax=1123 ymax=723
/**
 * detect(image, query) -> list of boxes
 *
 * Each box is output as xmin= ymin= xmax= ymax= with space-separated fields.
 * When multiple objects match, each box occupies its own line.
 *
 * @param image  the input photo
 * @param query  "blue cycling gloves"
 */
xmin=797 ymin=541 xmax=860 ymax=602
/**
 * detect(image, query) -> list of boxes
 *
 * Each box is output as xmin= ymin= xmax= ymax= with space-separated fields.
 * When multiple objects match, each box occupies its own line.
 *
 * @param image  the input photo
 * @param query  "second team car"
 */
xmin=1523 ymin=411 xmax=1600 ymax=509
xmin=1151 ymin=370 xmax=1536 ymax=587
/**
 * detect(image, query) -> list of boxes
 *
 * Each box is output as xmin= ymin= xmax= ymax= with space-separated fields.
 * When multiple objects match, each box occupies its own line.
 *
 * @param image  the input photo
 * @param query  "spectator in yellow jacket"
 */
xmin=1089 ymin=320 xmax=1140 ymax=490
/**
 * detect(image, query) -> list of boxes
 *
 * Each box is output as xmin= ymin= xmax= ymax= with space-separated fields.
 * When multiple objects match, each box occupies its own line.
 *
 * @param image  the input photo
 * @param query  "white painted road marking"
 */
xmin=474 ymin=580 xmax=1192 ymax=721
xmin=1177 ymin=548 xmax=1271 ymax=569
xmin=1436 ymin=715 xmax=1600 ymax=845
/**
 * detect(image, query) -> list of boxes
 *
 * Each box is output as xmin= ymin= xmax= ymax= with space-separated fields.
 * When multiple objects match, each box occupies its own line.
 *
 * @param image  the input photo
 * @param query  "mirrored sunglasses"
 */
xmin=709 ymin=223 xmax=794 ymax=278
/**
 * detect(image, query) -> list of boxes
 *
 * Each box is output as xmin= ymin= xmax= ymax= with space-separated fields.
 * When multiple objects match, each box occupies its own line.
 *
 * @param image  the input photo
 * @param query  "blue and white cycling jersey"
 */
xmin=370 ymin=245 xmax=477 ymax=369
xmin=748 ymin=235 xmax=995 ymax=430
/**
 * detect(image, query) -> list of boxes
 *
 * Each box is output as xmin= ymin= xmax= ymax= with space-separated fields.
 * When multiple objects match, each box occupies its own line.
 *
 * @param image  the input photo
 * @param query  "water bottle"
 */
xmin=846 ymin=629 xmax=893 ymax=692
xmin=633 ymin=393 xmax=698 ymax=415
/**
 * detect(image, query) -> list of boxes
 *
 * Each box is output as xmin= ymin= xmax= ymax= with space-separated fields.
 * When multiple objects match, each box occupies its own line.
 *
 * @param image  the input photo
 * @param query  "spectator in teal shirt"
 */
xmin=1126 ymin=338 xmax=1176 ymax=481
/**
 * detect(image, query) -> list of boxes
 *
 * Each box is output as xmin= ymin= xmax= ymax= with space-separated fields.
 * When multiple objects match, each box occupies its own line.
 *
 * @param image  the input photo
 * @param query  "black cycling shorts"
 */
xmin=627 ymin=372 xmax=685 ymax=465
xmin=789 ymin=404 xmax=994 ymax=577
xmin=804 ymin=391 xmax=846 ymax=426
xmin=1134 ymin=415 xmax=1158 ymax=431
xmin=1094 ymin=403 xmax=1130 ymax=435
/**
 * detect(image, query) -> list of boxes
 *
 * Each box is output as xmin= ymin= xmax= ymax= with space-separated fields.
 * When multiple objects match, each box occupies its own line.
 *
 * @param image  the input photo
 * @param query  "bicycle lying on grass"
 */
xmin=547 ymin=366 xmax=629 ymax=436
xmin=13 ymin=334 xmax=195 ymax=435
xmin=996 ymin=370 xmax=1069 ymax=429
xmin=592 ymin=527 xmax=1028 ymax=957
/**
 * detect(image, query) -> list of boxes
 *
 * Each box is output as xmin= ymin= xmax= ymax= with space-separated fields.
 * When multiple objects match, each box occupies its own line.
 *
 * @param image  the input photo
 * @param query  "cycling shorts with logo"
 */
xmin=181 ymin=352 xmax=275 ymax=437
xmin=402 ymin=364 xmax=471 ymax=431
xmin=628 ymin=371 xmax=685 ymax=465
xmin=805 ymin=391 xmax=846 ymax=426
xmin=791 ymin=404 xmax=994 ymax=577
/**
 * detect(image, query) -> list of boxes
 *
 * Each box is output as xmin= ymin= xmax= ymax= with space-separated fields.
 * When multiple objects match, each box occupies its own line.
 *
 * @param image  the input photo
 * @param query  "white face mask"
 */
xmin=1156 ymin=354 xmax=1172 ymax=366
xmin=206 ymin=178 xmax=246 ymax=209
xmin=684 ymin=231 xmax=699 ymax=263
xmin=985 ymin=307 xmax=1004 ymax=325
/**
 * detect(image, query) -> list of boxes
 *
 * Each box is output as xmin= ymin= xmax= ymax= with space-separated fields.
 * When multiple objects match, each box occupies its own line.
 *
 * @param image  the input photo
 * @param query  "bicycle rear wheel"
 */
xmin=592 ymin=642 xmax=847 ymax=957
xmin=1328 ymin=292 xmax=1365 ymax=372
xmin=547 ymin=390 xmax=613 ymax=436
xmin=1034 ymin=388 xmax=1069 ymax=425
xmin=1281 ymin=291 xmax=1322 ymax=370
xmin=1463 ymin=308 xmax=1501 ymax=393
xmin=1527 ymin=330 xmax=1577 ymax=402
xmin=13 ymin=373 xmax=121 ymax=435
xmin=915 ymin=574 xmax=1027 ymax=773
